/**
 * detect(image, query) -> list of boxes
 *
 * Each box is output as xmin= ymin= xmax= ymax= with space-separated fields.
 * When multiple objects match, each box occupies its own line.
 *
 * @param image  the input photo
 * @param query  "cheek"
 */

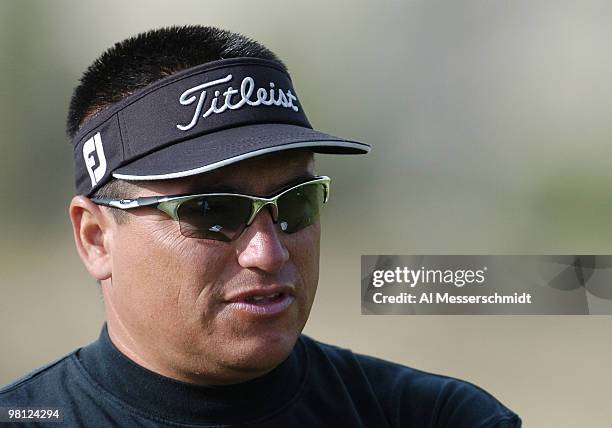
xmin=286 ymin=223 xmax=321 ymax=303
xmin=109 ymin=221 xmax=232 ymax=324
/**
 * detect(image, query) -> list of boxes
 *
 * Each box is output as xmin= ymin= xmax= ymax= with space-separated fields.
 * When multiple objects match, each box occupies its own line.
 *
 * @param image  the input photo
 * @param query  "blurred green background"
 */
xmin=2 ymin=1 xmax=612 ymax=426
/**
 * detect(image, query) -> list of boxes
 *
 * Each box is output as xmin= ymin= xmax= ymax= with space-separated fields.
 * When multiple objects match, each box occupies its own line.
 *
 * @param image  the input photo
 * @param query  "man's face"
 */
xmin=102 ymin=150 xmax=319 ymax=384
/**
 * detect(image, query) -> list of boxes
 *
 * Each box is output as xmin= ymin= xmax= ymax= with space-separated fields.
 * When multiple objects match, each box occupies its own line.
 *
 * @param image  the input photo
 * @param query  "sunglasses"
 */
xmin=90 ymin=176 xmax=330 ymax=242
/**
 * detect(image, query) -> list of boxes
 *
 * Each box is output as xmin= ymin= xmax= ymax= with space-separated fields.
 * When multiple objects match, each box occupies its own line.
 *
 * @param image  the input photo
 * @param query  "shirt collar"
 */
xmin=76 ymin=323 xmax=308 ymax=425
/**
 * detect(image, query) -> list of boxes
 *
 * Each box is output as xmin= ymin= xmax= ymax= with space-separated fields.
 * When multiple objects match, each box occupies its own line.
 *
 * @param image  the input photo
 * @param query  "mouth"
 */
xmin=224 ymin=286 xmax=296 ymax=316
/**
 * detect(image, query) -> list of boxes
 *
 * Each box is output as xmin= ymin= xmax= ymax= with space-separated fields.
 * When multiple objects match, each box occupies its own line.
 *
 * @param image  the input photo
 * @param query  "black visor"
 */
xmin=72 ymin=57 xmax=370 ymax=196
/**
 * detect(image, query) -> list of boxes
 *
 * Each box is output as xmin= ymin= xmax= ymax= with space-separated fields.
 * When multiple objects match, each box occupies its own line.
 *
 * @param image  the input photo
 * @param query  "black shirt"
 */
xmin=0 ymin=324 xmax=521 ymax=427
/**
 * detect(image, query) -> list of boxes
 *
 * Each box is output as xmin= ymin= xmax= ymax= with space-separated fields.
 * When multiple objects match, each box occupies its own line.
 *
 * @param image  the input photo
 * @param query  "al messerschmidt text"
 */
xmin=372 ymin=292 xmax=532 ymax=304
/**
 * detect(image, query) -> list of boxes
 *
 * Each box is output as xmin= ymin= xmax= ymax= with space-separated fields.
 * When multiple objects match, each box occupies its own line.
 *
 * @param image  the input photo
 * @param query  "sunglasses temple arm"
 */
xmin=135 ymin=196 xmax=164 ymax=207
xmin=90 ymin=195 xmax=162 ymax=210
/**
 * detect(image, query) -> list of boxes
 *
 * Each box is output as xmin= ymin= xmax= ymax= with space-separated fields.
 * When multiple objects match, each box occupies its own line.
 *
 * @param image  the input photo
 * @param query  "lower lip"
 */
xmin=226 ymin=294 xmax=295 ymax=316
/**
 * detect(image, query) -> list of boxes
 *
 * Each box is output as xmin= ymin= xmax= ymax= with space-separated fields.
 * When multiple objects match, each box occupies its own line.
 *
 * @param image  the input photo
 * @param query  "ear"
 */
xmin=69 ymin=196 xmax=114 ymax=281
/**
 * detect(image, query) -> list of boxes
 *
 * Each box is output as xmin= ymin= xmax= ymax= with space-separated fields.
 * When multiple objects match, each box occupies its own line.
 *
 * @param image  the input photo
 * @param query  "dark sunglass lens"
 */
xmin=277 ymin=183 xmax=325 ymax=234
xmin=177 ymin=196 xmax=252 ymax=241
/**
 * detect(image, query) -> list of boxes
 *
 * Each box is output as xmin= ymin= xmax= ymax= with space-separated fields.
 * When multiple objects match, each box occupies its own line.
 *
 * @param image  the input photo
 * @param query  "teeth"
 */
xmin=248 ymin=292 xmax=281 ymax=302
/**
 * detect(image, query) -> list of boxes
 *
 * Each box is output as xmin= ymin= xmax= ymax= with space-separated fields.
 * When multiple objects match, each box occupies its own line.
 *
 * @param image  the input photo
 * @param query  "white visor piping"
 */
xmin=112 ymin=140 xmax=370 ymax=181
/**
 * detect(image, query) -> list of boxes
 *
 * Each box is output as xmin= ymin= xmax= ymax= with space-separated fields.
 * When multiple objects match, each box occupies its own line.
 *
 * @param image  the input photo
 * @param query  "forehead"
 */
xmin=134 ymin=149 xmax=315 ymax=196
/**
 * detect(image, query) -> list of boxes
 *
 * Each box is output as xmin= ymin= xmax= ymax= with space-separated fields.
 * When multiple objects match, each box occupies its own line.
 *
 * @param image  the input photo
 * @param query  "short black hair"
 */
xmin=67 ymin=25 xmax=285 ymax=138
xmin=68 ymin=25 xmax=286 ymax=224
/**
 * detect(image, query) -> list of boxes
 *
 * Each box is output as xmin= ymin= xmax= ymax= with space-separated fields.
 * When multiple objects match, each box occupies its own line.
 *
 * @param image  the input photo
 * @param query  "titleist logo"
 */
xmin=176 ymin=74 xmax=299 ymax=131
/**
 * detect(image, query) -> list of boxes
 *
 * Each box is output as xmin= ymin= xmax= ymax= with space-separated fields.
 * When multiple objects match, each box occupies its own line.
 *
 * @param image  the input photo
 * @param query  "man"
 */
xmin=0 ymin=26 xmax=521 ymax=427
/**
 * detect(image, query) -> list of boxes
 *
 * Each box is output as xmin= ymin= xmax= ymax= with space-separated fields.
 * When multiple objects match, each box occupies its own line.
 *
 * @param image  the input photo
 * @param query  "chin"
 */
xmin=230 ymin=328 xmax=300 ymax=373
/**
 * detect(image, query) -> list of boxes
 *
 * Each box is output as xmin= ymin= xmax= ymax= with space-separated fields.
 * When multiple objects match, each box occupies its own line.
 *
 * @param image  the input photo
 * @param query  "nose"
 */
xmin=237 ymin=206 xmax=289 ymax=274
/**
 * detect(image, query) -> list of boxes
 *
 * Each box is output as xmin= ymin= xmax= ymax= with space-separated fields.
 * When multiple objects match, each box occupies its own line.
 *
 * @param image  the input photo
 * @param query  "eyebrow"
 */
xmin=181 ymin=173 xmax=317 ymax=196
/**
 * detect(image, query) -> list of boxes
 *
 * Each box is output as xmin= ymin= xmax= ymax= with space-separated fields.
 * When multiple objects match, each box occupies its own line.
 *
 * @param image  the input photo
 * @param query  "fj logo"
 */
xmin=82 ymin=132 xmax=107 ymax=187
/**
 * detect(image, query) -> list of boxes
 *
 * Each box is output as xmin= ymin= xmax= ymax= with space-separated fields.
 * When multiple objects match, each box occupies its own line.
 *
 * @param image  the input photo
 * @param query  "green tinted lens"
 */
xmin=276 ymin=183 xmax=325 ymax=234
xmin=177 ymin=195 xmax=252 ymax=241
